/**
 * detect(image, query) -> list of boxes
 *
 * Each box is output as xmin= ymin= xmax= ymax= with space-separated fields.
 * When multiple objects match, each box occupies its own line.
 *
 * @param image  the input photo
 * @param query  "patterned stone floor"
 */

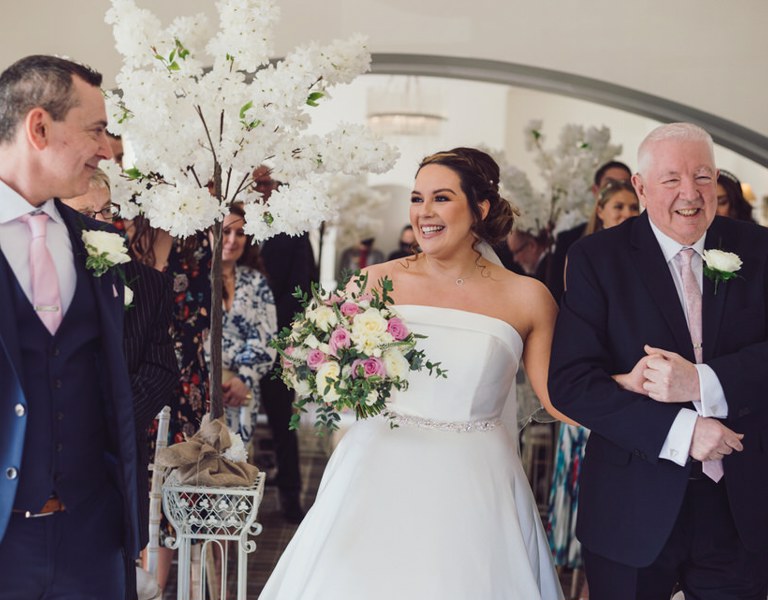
xmin=162 ymin=424 xmax=581 ymax=599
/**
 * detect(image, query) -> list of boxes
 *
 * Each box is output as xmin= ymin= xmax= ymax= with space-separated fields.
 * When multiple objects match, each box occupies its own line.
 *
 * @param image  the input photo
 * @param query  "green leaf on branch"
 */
xmin=263 ymin=211 xmax=274 ymax=225
xmin=124 ymin=167 xmax=144 ymax=180
xmin=306 ymin=92 xmax=324 ymax=107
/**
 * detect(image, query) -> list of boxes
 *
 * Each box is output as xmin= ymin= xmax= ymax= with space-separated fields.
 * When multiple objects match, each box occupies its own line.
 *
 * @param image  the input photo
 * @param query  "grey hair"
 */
xmin=636 ymin=123 xmax=714 ymax=176
xmin=89 ymin=167 xmax=111 ymax=192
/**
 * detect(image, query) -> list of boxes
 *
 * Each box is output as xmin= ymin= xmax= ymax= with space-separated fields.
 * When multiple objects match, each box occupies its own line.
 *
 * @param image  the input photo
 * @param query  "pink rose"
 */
xmin=329 ymin=327 xmax=351 ymax=356
xmin=386 ymin=317 xmax=409 ymax=341
xmin=362 ymin=357 xmax=386 ymax=378
xmin=340 ymin=301 xmax=361 ymax=317
xmin=282 ymin=346 xmax=296 ymax=368
xmin=306 ymin=349 xmax=326 ymax=371
xmin=350 ymin=358 xmax=366 ymax=378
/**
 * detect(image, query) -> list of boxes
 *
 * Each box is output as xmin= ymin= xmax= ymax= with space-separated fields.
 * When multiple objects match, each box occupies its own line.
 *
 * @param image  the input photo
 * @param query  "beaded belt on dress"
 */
xmin=388 ymin=410 xmax=501 ymax=433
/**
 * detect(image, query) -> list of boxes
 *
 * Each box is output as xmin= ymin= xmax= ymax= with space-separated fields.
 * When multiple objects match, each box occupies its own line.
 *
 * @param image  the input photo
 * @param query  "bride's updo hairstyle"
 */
xmin=417 ymin=147 xmax=517 ymax=246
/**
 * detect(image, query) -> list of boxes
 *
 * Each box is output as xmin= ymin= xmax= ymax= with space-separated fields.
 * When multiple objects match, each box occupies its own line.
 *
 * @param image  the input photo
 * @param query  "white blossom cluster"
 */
xmin=104 ymin=0 xmax=398 ymax=240
xmin=326 ymin=174 xmax=391 ymax=248
xmin=493 ymin=121 xmax=622 ymax=238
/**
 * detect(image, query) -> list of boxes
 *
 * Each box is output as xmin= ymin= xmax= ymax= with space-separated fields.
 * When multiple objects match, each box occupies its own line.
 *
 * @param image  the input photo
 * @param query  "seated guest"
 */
xmin=507 ymin=228 xmax=552 ymax=285
xmin=338 ymin=237 xmax=384 ymax=279
xmin=387 ymin=225 xmax=418 ymax=260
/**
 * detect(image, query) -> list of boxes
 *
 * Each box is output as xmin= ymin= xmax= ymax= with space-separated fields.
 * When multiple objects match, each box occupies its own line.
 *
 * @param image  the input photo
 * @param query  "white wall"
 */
xmin=307 ymin=75 xmax=768 ymax=258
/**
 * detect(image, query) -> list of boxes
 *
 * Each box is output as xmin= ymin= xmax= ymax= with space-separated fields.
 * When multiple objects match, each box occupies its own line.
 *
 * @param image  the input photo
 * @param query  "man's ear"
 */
xmin=631 ymin=173 xmax=646 ymax=208
xmin=25 ymin=108 xmax=50 ymax=151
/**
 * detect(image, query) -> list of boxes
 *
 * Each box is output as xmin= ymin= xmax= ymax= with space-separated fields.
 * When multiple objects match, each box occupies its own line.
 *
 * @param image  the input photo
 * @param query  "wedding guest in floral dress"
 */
xmin=206 ymin=204 xmax=277 ymax=444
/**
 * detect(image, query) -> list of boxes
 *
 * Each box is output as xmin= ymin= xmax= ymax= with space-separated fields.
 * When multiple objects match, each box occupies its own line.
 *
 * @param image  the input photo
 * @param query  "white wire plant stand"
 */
xmin=162 ymin=471 xmax=266 ymax=600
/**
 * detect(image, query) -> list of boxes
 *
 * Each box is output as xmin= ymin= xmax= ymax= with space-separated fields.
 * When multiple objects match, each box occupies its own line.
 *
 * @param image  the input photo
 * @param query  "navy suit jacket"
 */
xmin=0 ymin=201 xmax=141 ymax=556
xmin=549 ymin=212 xmax=768 ymax=567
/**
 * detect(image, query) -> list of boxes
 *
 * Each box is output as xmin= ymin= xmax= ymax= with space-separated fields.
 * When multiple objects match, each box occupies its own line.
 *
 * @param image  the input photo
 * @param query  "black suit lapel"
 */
xmin=702 ymin=221 xmax=730 ymax=362
xmin=630 ymin=212 xmax=696 ymax=360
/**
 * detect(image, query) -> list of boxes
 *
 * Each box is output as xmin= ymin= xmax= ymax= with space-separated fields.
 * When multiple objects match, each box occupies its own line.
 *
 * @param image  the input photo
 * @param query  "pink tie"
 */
xmin=20 ymin=213 xmax=63 ymax=335
xmin=677 ymin=248 xmax=723 ymax=482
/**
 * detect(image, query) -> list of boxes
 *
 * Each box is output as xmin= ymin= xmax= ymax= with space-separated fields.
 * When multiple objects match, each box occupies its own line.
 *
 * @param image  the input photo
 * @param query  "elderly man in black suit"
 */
xmin=549 ymin=123 xmax=768 ymax=599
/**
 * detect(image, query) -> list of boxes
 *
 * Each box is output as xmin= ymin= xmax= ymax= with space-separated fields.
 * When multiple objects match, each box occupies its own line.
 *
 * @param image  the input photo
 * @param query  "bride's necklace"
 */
xmin=425 ymin=258 xmax=480 ymax=287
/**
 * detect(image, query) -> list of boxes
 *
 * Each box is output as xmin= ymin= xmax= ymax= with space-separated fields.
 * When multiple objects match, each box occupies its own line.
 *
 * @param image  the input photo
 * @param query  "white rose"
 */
xmin=123 ymin=285 xmax=134 ymax=307
xmin=365 ymin=390 xmax=379 ymax=406
xmin=304 ymin=333 xmax=321 ymax=349
xmin=383 ymin=348 xmax=410 ymax=380
xmin=351 ymin=308 xmax=388 ymax=345
xmin=311 ymin=305 xmax=339 ymax=331
xmin=315 ymin=361 xmax=341 ymax=402
xmin=703 ymin=249 xmax=742 ymax=273
xmin=81 ymin=230 xmax=131 ymax=265
xmin=289 ymin=374 xmax=312 ymax=398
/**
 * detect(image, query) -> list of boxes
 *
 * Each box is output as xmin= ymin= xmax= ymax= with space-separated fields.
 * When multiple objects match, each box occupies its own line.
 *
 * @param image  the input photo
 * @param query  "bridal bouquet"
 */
xmin=272 ymin=274 xmax=446 ymax=431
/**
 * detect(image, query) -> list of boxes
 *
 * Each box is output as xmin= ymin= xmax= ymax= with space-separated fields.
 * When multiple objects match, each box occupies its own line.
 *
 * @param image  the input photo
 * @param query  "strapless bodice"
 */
xmin=387 ymin=305 xmax=523 ymax=424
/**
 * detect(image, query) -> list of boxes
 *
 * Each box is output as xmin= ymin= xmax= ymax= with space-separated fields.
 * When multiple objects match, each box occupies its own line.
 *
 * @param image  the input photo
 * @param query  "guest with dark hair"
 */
xmin=716 ymin=169 xmax=756 ymax=223
xmin=206 ymin=204 xmax=277 ymax=444
xmin=338 ymin=236 xmax=385 ymax=279
xmin=387 ymin=224 xmax=418 ymax=260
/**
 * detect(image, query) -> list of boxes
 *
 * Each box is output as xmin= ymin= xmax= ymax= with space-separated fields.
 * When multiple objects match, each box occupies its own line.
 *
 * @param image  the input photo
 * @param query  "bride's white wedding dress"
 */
xmin=260 ymin=305 xmax=564 ymax=600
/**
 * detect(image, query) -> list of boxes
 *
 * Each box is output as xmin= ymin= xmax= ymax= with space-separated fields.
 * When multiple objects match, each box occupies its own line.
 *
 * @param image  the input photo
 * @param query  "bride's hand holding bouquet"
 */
xmin=271 ymin=272 xmax=446 ymax=431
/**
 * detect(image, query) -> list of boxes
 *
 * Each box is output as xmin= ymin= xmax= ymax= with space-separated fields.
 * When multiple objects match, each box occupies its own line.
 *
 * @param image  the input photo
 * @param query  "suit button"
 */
xmin=14 ymin=404 xmax=26 ymax=417
xmin=5 ymin=467 xmax=18 ymax=480
xmin=56 ymin=443 xmax=63 ymax=453
xmin=52 ymin=347 xmax=60 ymax=357
xmin=56 ymin=412 xmax=64 ymax=421
xmin=54 ymin=379 xmax=62 ymax=389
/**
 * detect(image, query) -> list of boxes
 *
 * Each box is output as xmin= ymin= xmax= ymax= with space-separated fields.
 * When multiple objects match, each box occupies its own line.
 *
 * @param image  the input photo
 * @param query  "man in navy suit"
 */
xmin=0 ymin=55 xmax=140 ymax=598
xmin=549 ymin=123 xmax=768 ymax=599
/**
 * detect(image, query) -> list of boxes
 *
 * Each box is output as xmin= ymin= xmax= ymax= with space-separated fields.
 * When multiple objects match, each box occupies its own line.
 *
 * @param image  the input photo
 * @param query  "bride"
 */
xmin=260 ymin=147 xmax=570 ymax=599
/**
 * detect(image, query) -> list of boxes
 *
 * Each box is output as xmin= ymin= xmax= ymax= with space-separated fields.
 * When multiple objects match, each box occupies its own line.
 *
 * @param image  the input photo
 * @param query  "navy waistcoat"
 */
xmin=2 ymin=250 xmax=110 ymax=512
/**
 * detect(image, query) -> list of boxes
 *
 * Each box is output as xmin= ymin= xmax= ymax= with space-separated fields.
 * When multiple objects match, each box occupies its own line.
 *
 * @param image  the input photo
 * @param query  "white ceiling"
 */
xmin=3 ymin=0 xmax=767 ymax=137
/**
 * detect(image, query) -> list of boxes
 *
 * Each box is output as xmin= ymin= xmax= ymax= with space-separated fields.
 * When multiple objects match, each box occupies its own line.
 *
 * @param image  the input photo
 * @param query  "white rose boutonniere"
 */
xmin=123 ymin=285 xmax=134 ymax=308
xmin=702 ymin=249 xmax=742 ymax=294
xmin=81 ymin=230 xmax=131 ymax=277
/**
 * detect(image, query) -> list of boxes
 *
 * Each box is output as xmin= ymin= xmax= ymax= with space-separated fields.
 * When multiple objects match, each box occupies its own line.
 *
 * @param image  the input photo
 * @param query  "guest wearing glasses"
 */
xmin=61 ymin=167 xmax=120 ymax=221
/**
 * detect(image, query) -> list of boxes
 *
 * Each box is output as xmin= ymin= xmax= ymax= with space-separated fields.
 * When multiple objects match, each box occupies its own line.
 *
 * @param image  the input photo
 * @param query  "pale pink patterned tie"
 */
xmin=677 ymin=247 xmax=723 ymax=482
xmin=20 ymin=213 xmax=63 ymax=335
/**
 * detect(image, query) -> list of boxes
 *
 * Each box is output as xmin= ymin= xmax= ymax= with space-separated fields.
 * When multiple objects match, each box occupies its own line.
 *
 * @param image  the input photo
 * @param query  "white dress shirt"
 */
xmin=0 ymin=180 xmax=77 ymax=314
xmin=648 ymin=220 xmax=729 ymax=466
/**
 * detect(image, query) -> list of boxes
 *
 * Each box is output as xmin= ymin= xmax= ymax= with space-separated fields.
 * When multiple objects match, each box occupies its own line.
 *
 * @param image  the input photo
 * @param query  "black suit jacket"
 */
xmin=123 ymin=261 xmax=178 ymax=550
xmin=546 ymin=221 xmax=586 ymax=303
xmin=549 ymin=212 xmax=768 ymax=567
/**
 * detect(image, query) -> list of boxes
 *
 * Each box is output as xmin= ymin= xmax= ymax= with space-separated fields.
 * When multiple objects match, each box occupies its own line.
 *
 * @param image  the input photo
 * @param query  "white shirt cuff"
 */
xmin=693 ymin=364 xmax=728 ymax=418
xmin=659 ymin=408 xmax=698 ymax=466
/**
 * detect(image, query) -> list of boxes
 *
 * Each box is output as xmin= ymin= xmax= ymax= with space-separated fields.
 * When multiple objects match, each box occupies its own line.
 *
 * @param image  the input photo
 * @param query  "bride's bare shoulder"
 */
xmin=363 ymin=257 xmax=418 ymax=282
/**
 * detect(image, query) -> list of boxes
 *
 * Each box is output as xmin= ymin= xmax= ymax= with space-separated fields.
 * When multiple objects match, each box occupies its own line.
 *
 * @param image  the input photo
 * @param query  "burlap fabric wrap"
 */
xmin=157 ymin=415 xmax=259 ymax=486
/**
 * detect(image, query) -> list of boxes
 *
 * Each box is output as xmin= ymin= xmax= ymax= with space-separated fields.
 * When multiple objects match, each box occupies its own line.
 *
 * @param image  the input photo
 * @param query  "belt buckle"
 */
xmin=16 ymin=496 xmax=65 ymax=518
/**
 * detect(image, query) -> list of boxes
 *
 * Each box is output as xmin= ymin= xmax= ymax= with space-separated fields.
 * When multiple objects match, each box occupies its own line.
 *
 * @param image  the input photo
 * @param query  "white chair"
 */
xmin=137 ymin=406 xmax=171 ymax=600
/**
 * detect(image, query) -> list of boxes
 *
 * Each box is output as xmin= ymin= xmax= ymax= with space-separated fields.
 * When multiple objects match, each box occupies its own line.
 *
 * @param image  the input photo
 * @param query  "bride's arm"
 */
xmin=521 ymin=283 xmax=579 ymax=426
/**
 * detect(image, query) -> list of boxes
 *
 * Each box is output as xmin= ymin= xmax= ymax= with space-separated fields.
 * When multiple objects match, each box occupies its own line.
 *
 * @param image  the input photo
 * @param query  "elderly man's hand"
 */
xmin=642 ymin=344 xmax=700 ymax=403
xmin=690 ymin=416 xmax=744 ymax=461
xmin=612 ymin=353 xmax=655 ymax=394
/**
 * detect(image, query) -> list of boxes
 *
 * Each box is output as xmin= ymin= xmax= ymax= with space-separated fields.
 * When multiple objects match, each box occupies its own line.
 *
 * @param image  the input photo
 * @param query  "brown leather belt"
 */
xmin=12 ymin=496 xmax=66 ymax=518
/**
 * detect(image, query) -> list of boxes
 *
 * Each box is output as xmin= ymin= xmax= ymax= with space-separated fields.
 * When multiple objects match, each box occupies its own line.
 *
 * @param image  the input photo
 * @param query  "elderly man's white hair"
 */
xmin=636 ymin=122 xmax=715 ymax=175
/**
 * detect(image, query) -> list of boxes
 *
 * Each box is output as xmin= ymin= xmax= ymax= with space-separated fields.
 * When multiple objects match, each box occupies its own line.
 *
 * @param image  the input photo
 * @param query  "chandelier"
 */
xmin=366 ymin=76 xmax=445 ymax=136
